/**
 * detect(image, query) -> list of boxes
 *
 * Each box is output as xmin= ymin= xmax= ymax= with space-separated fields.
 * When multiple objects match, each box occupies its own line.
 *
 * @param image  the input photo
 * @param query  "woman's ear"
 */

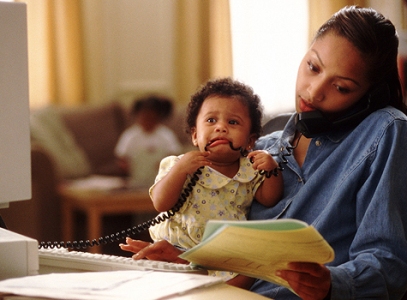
xmin=191 ymin=127 xmax=198 ymax=146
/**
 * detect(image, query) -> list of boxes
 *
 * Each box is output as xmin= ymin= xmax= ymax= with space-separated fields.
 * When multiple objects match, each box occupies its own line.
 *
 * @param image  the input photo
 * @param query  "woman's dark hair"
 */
xmin=186 ymin=77 xmax=263 ymax=138
xmin=131 ymin=95 xmax=173 ymax=120
xmin=314 ymin=5 xmax=407 ymax=113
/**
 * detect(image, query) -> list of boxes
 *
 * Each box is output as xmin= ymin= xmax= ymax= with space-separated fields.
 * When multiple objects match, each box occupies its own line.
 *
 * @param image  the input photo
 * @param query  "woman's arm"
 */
xmin=327 ymin=118 xmax=407 ymax=299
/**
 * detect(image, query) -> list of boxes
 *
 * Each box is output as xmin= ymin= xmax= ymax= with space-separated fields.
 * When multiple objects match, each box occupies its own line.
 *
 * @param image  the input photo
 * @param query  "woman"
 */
xmin=120 ymin=6 xmax=407 ymax=299
xmin=249 ymin=5 xmax=407 ymax=299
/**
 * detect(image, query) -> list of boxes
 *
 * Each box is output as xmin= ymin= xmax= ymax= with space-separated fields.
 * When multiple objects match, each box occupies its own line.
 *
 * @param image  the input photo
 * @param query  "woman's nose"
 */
xmin=307 ymin=79 xmax=325 ymax=102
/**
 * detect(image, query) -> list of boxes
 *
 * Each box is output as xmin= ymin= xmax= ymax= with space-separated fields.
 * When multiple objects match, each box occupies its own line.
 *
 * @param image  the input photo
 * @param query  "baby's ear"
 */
xmin=246 ymin=133 xmax=257 ymax=150
xmin=191 ymin=127 xmax=198 ymax=146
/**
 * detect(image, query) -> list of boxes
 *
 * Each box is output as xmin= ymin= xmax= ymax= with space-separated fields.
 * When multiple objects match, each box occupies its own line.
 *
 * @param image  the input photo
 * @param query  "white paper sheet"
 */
xmin=0 ymin=270 xmax=222 ymax=300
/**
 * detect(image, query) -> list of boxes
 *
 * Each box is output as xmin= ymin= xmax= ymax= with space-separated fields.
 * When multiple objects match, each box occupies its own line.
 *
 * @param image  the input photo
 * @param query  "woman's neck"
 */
xmin=293 ymin=132 xmax=311 ymax=168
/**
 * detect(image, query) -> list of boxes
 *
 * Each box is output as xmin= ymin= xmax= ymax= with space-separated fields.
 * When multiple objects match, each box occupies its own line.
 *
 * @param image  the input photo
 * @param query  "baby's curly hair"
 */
xmin=186 ymin=77 xmax=263 ymax=138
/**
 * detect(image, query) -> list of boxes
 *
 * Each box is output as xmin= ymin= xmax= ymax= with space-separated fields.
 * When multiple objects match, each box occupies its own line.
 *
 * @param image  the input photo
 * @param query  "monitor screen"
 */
xmin=0 ymin=2 xmax=31 ymax=208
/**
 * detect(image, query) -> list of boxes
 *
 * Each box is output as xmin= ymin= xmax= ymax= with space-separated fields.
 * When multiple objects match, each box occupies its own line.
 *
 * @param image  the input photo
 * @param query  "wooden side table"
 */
xmin=59 ymin=180 xmax=156 ymax=253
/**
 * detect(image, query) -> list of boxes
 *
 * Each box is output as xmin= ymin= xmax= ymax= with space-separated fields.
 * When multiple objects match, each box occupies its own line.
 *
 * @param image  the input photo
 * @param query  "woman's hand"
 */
xmin=276 ymin=262 xmax=331 ymax=300
xmin=119 ymin=238 xmax=188 ymax=264
xmin=226 ymin=275 xmax=256 ymax=290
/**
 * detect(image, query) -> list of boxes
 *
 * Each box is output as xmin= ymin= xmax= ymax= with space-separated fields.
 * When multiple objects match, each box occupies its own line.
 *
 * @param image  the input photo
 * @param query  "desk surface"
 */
xmin=1 ymin=283 xmax=269 ymax=300
xmin=175 ymin=282 xmax=270 ymax=299
xmin=1 ymin=266 xmax=270 ymax=300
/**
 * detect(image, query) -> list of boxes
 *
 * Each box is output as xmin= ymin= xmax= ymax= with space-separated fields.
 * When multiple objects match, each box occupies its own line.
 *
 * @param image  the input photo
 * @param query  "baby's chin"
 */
xmin=207 ymin=150 xmax=241 ymax=163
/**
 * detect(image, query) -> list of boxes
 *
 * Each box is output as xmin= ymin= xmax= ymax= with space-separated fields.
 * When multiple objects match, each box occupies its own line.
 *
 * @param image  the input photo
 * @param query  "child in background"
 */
xmin=120 ymin=77 xmax=283 ymax=283
xmin=115 ymin=95 xmax=182 ymax=188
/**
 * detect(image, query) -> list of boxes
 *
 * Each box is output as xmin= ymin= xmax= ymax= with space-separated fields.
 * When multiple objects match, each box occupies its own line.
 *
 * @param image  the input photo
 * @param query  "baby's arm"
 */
xmin=247 ymin=150 xmax=283 ymax=207
xmin=151 ymin=150 xmax=211 ymax=212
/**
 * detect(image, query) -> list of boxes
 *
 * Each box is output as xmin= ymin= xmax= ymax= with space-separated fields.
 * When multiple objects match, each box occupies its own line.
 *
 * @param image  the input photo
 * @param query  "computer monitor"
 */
xmin=0 ymin=2 xmax=31 ymax=209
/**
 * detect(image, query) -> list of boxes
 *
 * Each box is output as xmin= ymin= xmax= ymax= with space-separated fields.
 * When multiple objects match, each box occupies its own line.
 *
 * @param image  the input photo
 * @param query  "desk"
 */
xmin=176 ymin=283 xmax=270 ymax=299
xmin=1 ymin=282 xmax=270 ymax=300
xmin=59 ymin=184 xmax=156 ymax=253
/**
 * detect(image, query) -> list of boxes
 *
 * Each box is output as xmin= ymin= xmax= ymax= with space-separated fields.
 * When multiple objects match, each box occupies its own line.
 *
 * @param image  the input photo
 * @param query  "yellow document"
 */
xmin=179 ymin=219 xmax=334 ymax=289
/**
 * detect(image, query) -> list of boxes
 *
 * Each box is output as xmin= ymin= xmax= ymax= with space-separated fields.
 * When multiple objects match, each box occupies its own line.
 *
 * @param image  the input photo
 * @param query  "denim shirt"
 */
xmin=249 ymin=107 xmax=407 ymax=299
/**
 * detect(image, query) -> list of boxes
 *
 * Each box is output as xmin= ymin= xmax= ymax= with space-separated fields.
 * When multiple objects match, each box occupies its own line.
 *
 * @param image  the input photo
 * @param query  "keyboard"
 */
xmin=38 ymin=247 xmax=206 ymax=274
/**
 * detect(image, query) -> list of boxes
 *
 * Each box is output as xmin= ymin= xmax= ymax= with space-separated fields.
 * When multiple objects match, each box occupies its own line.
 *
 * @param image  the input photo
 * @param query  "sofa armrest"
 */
xmin=0 ymin=143 xmax=62 ymax=242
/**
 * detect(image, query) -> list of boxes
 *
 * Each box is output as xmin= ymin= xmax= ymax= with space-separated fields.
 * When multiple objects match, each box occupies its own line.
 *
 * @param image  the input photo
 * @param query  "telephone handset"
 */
xmin=295 ymin=83 xmax=391 ymax=138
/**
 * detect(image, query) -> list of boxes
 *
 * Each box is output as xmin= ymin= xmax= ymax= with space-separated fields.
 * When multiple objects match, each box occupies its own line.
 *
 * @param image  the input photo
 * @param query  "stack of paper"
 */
xmin=180 ymin=218 xmax=335 ymax=289
xmin=0 ymin=270 xmax=222 ymax=300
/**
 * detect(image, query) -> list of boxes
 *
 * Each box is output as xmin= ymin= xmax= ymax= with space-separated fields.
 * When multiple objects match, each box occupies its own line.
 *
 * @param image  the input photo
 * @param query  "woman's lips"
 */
xmin=299 ymin=98 xmax=316 ymax=112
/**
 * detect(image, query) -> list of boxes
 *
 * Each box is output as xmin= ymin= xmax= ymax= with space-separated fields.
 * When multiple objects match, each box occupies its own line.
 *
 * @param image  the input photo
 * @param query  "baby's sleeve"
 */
xmin=148 ymin=155 xmax=182 ymax=197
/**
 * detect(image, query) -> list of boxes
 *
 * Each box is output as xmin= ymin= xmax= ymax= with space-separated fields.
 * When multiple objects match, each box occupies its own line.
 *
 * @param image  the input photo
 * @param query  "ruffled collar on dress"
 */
xmin=195 ymin=156 xmax=258 ymax=189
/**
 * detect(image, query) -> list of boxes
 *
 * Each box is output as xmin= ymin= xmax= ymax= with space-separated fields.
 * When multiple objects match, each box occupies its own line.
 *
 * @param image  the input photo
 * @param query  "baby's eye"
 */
xmin=307 ymin=60 xmax=319 ymax=73
xmin=207 ymin=118 xmax=216 ymax=123
xmin=229 ymin=120 xmax=238 ymax=125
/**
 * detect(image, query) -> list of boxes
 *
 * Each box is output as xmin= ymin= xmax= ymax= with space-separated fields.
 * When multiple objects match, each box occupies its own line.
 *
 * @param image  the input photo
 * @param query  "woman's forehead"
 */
xmin=310 ymin=33 xmax=369 ymax=85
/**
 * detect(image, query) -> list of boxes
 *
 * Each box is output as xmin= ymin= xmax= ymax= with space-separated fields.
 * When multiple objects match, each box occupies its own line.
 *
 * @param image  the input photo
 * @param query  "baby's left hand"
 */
xmin=247 ymin=150 xmax=277 ymax=172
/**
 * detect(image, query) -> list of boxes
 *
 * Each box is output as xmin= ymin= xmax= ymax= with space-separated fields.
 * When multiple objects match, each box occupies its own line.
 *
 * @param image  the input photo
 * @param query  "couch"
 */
xmin=0 ymin=102 xmax=193 ymax=246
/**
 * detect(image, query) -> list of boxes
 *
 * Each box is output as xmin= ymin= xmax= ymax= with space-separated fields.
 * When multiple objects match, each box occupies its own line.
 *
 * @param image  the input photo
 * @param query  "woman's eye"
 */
xmin=307 ymin=60 xmax=319 ymax=73
xmin=335 ymin=85 xmax=351 ymax=94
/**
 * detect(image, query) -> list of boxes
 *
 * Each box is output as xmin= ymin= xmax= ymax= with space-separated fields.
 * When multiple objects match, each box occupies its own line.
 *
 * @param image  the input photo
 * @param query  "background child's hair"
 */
xmin=131 ymin=95 xmax=174 ymax=120
xmin=186 ymin=77 xmax=263 ymax=137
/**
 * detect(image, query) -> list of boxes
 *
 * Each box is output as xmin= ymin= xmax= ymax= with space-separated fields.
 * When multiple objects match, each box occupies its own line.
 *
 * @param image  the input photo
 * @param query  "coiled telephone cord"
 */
xmin=39 ymin=168 xmax=203 ymax=250
xmin=38 ymin=136 xmax=300 ymax=250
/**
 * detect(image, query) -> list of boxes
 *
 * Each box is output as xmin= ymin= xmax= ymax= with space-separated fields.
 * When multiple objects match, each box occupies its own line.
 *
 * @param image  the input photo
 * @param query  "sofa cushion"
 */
xmin=60 ymin=103 xmax=128 ymax=176
xmin=30 ymin=107 xmax=91 ymax=179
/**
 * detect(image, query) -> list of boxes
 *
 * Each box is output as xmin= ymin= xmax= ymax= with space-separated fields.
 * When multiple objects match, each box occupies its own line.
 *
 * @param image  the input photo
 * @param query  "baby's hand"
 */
xmin=247 ymin=150 xmax=277 ymax=172
xmin=177 ymin=150 xmax=211 ymax=175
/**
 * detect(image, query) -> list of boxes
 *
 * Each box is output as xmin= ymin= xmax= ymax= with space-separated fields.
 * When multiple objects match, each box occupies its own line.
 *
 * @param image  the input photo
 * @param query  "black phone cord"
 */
xmin=38 ymin=137 xmax=300 ymax=250
xmin=38 ymin=168 xmax=203 ymax=250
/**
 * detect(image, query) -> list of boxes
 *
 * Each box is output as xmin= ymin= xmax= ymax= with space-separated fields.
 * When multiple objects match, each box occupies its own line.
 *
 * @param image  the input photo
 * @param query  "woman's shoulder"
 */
xmin=364 ymin=107 xmax=407 ymax=130
xmin=372 ymin=106 xmax=407 ymax=120
xmin=348 ymin=107 xmax=407 ymax=148
xmin=255 ymin=131 xmax=283 ymax=150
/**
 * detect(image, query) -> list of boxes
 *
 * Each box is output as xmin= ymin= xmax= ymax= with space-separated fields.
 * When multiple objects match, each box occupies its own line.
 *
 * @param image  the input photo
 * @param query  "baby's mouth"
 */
xmin=205 ymin=139 xmax=242 ymax=152
xmin=206 ymin=138 xmax=229 ymax=148
xmin=205 ymin=139 xmax=226 ymax=151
